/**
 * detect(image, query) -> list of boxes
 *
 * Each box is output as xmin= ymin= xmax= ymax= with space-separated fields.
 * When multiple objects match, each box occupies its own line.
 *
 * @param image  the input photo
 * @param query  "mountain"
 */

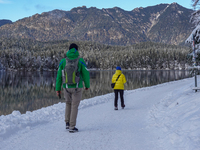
xmin=0 ymin=19 xmax=12 ymax=27
xmin=0 ymin=3 xmax=194 ymax=46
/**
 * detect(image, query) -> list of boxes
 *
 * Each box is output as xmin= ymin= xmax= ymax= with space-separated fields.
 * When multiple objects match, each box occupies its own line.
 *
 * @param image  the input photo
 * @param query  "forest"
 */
xmin=0 ymin=38 xmax=193 ymax=71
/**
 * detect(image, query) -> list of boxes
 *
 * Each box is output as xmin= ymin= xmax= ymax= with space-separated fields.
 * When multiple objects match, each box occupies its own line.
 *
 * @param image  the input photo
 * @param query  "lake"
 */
xmin=0 ymin=70 xmax=191 ymax=116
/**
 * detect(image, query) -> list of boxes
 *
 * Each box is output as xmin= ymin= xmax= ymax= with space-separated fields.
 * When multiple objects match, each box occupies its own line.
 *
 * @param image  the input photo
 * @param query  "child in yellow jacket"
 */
xmin=111 ymin=66 xmax=126 ymax=110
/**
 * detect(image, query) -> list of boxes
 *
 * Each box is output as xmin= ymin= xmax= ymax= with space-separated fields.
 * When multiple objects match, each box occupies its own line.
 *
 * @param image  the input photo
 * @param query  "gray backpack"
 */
xmin=62 ymin=57 xmax=80 ymax=88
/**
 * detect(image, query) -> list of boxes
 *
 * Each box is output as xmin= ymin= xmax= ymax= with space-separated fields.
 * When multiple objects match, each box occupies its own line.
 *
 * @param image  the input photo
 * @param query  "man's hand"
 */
xmin=56 ymin=91 xmax=61 ymax=98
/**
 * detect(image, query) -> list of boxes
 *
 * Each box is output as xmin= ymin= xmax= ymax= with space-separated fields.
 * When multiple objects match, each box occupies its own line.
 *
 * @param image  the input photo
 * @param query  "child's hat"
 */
xmin=116 ymin=66 xmax=121 ymax=70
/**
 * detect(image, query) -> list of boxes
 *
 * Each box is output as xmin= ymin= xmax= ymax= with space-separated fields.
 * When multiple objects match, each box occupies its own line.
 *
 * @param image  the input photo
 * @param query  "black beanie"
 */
xmin=69 ymin=43 xmax=78 ymax=51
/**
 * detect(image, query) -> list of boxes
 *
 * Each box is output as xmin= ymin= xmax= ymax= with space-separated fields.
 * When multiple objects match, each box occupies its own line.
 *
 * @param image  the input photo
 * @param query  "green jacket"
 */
xmin=56 ymin=48 xmax=90 ymax=91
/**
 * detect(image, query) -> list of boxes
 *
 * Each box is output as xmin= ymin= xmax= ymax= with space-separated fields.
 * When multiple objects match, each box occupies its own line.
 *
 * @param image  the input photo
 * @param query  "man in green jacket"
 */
xmin=56 ymin=43 xmax=90 ymax=133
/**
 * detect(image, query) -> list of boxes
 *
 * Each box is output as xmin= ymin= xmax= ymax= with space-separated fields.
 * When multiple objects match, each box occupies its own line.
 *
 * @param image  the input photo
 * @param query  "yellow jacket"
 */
xmin=112 ymin=70 xmax=126 ymax=90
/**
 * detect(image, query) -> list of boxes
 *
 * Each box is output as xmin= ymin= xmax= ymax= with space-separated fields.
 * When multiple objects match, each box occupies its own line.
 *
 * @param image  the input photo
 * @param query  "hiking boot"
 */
xmin=114 ymin=107 xmax=118 ymax=110
xmin=122 ymin=105 xmax=125 ymax=109
xmin=69 ymin=127 xmax=78 ymax=133
xmin=66 ymin=122 xmax=69 ymax=129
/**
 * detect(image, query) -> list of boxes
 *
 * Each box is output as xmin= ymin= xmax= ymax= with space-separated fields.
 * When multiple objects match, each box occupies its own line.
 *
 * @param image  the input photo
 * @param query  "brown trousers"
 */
xmin=64 ymin=88 xmax=82 ymax=129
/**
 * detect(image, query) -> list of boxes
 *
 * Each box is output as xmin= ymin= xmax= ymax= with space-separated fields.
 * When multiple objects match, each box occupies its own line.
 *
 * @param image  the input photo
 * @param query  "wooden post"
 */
xmin=193 ymin=34 xmax=198 ymax=92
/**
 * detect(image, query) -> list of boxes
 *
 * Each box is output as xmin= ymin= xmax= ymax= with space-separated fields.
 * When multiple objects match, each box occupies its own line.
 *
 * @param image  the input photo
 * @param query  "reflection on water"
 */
xmin=0 ymin=70 xmax=191 ymax=116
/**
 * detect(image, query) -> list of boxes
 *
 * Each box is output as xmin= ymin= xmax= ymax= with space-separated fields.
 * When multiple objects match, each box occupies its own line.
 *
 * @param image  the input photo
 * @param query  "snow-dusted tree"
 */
xmin=186 ymin=0 xmax=200 ymax=43
xmin=185 ymin=0 xmax=200 ymax=69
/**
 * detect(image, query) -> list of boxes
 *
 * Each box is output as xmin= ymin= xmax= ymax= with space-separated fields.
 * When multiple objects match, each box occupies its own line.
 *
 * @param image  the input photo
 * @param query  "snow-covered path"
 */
xmin=1 ymin=77 xmax=200 ymax=150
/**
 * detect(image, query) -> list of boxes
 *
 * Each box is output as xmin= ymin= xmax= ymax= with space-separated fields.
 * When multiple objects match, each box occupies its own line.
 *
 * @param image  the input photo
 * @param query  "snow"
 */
xmin=1 ymin=76 xmax=200 ymax=150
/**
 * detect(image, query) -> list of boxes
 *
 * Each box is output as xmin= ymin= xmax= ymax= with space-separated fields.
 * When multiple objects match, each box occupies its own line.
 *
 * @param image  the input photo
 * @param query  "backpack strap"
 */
xmin=115 ymin=74 xmax=121 ymax=83
xmin=75 ymin=57 xmax=81 ymax=88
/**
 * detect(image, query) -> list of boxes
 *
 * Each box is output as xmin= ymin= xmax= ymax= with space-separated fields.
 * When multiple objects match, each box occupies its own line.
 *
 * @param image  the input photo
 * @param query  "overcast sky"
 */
xmin=0 ymin=0 xmax=194 ymax=22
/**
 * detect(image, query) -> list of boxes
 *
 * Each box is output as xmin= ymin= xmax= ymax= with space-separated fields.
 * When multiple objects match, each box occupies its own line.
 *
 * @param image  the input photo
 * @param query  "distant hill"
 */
xmin=0 ymin=19 xmax=12 ymax=27
xmin=0 ymin=3 xmax=194 ymax=46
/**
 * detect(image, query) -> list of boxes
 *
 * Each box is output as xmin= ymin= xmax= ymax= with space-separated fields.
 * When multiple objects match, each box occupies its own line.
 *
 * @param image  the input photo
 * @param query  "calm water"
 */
xmin=0 ymin=70 xmax=191 ymax=116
